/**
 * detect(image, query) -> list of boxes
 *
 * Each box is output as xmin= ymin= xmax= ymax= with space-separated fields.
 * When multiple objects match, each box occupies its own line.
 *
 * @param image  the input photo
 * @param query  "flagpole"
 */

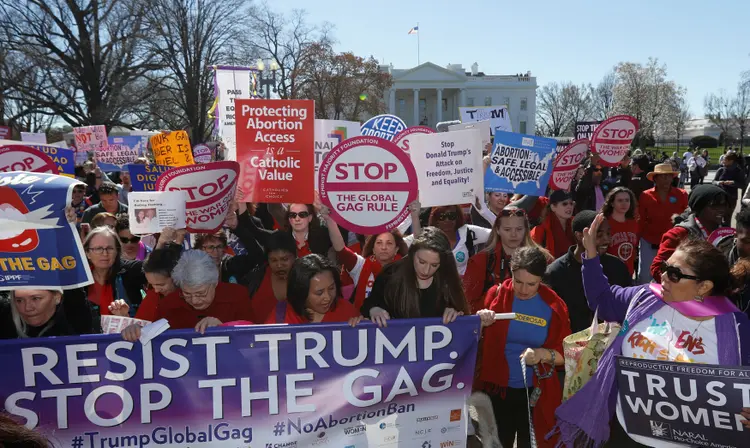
xmin=417 ymin=22 xmax=420 ymax=65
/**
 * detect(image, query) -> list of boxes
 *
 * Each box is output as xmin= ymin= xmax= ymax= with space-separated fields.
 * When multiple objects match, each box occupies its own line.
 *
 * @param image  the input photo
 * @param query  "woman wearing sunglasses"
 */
xmin=553 ymin=214 xmax=750 ymax=447
xmin=243 ymin=203 xmax=332 ymax=259
xmin=530 ymin=190 xmax=576 ymax=259
xmin=115 ymin=215 xmax=150 ymax=261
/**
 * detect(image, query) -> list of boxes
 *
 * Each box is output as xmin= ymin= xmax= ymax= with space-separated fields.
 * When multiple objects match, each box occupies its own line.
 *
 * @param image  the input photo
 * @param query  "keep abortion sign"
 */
xmin=360 ymin=114 xmax=406 ymax=141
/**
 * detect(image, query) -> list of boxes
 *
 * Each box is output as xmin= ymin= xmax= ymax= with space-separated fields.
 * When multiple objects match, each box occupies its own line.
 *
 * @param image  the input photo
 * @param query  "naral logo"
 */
xmin=265 ymin=443 xmax=297 ymax=448
xmin=449 ymin=409 xmax=462 ymax=422
xmin=416 ymin=415 xmax=439 ymax=423
xmin=343 ymin=425 xmax=366 ymax=436
xmin=650 ymin=421 xmax=672 ymax=439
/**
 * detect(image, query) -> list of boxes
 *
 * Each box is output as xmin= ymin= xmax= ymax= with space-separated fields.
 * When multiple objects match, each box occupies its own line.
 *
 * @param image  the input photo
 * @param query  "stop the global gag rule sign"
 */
xmin=235 ymin=99 xmax=314 ymax=203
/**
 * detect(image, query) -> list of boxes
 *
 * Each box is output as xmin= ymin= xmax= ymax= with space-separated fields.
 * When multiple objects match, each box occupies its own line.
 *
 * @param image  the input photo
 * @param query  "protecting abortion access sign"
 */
xmin=319 ymin=136 xmax=417 ymax=234
xmin=360 ymin=114 xmax=406 ymax=141
xmin=484 ymin=131 xmax=557 ymax=196
xmin=550 ymin=139 xmax=589 ymax=191
xmin=590 ymin=115 xmax=639 ymax=167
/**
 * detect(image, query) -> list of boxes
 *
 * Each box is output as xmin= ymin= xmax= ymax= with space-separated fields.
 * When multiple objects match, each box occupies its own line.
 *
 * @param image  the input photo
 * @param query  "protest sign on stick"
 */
xmin=459 ymin=105 xmax=512 ymax=135
xmin=484 ymin=131 xmax=557 ymax=196
xmin=127 ymin=164 xmax=172 ymax=191
xmin=590 ymin=115 xmax=639 ymax=167
xmin=550 ymin=139 xmax=590 ymax=191
xmin=314 ymin=120 xmax=360 ymax=188
xmin=0 ymin=145 xmax=58 ymax=174
xmin=73 ymin=125 xmax=108 ymax=152
xmin=128 ymin=191 xmax=187 ymax=235
xmin=360 ymin=114 xmax=407 ymax=141
xmin=151 ymin=130 xmax=194 ymax=167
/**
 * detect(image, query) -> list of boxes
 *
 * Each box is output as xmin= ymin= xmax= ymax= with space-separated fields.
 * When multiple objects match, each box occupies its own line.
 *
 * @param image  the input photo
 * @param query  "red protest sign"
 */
xmin=319 ymin=136 xmax=418 ymax=234
xmin=550 ymin=139 xmax=589 ymax=191
xmin=392 ymin=126 xmax=435 ymax=153
xmin=156 ymin=161 xmax=239 ymax=233
xmin=0 ymin=145 xmax=58 ymax=174
xmin=590 ymin=115 xmax=639 ymax=167
xmin=235 ymin=99 xmax=314 ymax=203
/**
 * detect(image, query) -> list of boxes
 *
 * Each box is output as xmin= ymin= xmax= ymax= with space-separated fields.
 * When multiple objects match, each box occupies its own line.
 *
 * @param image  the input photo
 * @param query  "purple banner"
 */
xmin=0 ymin=318 xmax=479 ymax=447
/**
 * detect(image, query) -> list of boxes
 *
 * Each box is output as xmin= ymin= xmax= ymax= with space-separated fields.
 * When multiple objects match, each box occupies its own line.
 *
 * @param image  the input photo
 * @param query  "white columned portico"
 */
xmin=389 ymin=89 xmax=396 ymax=115
xmin=459 ymin=88 xmax=466 ymax=107
xmin=436 ymin=88 xmax=443 ymax=122
xmin=413 ymin=89 xmax=420 ymax=125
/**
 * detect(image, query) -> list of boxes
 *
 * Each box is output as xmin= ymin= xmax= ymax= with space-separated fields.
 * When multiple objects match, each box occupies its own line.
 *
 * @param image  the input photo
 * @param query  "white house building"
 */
xmin=382 ymin=62 xmax=537 ymax=134
xmin=682 ymin=118 xmax=722 ymax=140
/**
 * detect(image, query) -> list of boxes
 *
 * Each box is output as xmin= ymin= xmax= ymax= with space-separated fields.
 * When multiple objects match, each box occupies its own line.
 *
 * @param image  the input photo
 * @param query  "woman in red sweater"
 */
xmin=530 ymin=190 xmax=575 ymax=259
xmin=602 ymin=187 xmax=640 ymax=276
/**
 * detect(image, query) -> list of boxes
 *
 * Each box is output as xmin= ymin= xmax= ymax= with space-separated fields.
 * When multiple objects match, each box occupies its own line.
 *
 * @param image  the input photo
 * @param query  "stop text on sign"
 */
xmin=590 ymin=115 xmax=639 ymax=167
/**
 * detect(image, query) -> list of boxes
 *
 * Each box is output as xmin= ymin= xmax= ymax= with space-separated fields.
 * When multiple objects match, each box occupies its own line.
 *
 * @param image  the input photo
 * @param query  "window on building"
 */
xmin=519 ymin=121 xmax=527 ymax=134
xmin=467 ymin=97 xmax=475 ymax=107
xmin=484 ymin=96 xmax=492 ymax=106
xmin=520 ymin=97 xmax=528 ymax=111
xmin=503 ymin=97 xmax=510 ymax=110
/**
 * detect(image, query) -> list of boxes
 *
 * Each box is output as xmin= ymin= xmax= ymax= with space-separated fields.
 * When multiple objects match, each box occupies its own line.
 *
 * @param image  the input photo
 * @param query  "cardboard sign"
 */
xmin=0 ymin=145 xmax=58 ymax=174
xmin=314 ymin=120 xmax=361 ymax=188
xmin=550 ymin=139 xmax=590 ymax=191
xmin=484 ymin=131 xmax=557 ymax=196
xmin=29 ymin=145 xmax=76 ymax=177
xmin=101 ymin=136 xmax=145 ymax=165
xmin=0 ymin=172 xmax=92 ymax=290
xmin=127 ymin=164 xmax=172 ymax=191
xmin=360 ymin=114 xmax=406 ymax=141
xmin=616 ymin=357 xmax=749 ymax=448
xmin=575 ymin=121 xmax=603 ymax=141
xmin=235 ymin=99 xmax=314 ymax=203
xmin=410 ymin=129 xmax=483 ymax=207
xmin=128 ymin=191 xmax=187 ymax=235
xmin=73 ymin=125 xmax=109 ymax=152
xmin=591 ymin=115 xmax=639 ymax=167
xmin=0 ymin=126 xmax=10 ymax=140
xmin=20 ymin=132 xmax=47 ymax=144
xmin=150 ymin=130 xmax=194 ymax=167
xmin=156 ymin=161 xmax=239 ymax=233
xmin=392 ymin=126 xmax=435 ymax=153
xmin=192 ymin=143 xmax=212 ymax=164
xmin=319 ymin=136 xmax=417 ymax=234
xmin=449 ymin=120 xmax=492 ymax=154
xmin=459 ymin=105 xmax=512 ymax=136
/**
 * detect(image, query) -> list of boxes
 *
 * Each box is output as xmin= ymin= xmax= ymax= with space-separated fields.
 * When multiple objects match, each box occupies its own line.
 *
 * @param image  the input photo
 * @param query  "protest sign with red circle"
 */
xmin=550 ymin=139 xmax=589 ymax=190
xmin=192 ymin=143 xmax=212 ymax=164
xmin=319 ymin=136 xmax=417 ymax=234
xmin=590 ymin=115 xmax=639 ymax=167
xmin=0 ymin=145 xmax=58 ymax=174
xmin=392 ymin=126 xmax=435 ymax=153
xmin=156 ymin=161 xmax=239 ymax=233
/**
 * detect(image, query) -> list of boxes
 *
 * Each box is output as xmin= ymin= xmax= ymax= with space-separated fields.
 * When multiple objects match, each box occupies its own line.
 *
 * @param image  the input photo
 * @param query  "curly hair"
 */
xmin=601 ymin=187 xmax=638 ymax=220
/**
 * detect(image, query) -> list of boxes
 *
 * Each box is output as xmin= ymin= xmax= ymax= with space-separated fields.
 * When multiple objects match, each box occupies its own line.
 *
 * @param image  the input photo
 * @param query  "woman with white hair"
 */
xmin=122 ymin=250 xmax=253 ymax=340
xmin=0 ymin=288 xmax=94 ymax=338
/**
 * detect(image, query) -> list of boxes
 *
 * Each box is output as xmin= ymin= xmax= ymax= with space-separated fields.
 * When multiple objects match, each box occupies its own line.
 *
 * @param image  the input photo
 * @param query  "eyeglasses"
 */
xmin=180 ymin=287 xmax=212 ymax=300
xmin=88 ymin=246 xmax=116 ymax=255
xmin=660 ymin=262 xmax=699 ymax=283
xmin=202 ymin=244 xmax=225 ymax=252
xmin=288 ymin=211 xmax=311 ymax=219
xmin=436 ymin=212 xmax=458 ymax=221
xmin=499 ymin=208 xmax=527 ymax=217
xmin=120 ymin=236 xmax=140 ymax=244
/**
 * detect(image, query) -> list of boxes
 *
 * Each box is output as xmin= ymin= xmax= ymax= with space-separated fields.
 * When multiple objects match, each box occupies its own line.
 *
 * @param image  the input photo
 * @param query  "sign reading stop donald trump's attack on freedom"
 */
xmin=550 ymin=139 xmax=590 ymax=191
xmin=484 ymin=131 xmax=557 ymax=196
xmin=235 ymin=99 xmax=315 ymax=203
xmin=392 ymin=126 xmax=435 ymax=153
xmin=320 ymin=136 xmax=418 ymax=235
xmin=0 ymin=145 xmax=58 ymax=174
xmin=156 ymin=161 xmax=239 ymax=233
xmin=360 ymin=114 xmax=406 ymax=141
xmin=591 ymin=115 xmax=639 ymax=167
xmin=0 ymin=172 xmax=93 ymax=290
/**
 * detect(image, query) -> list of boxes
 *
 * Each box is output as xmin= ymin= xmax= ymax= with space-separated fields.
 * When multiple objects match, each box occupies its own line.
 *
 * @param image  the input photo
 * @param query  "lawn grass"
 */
xmin=646 ymin=146 xmax=729 ymax=166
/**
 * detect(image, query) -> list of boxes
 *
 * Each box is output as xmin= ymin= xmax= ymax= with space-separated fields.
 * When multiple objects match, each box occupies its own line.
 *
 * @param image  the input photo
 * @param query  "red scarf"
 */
xmin=351 ymin=254 xmax=402 ymax=310
xmin=477 ymin=278 xmax=571 ymax=447
xmin=548 ymin=214 xmax=574 ymax=259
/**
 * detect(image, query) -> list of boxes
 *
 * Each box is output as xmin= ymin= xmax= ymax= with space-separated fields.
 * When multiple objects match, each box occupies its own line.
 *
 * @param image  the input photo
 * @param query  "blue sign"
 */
xmin=96 ymin=161 xmax=124 ymax=172
xmin=483 ymin=130 xmax=557 ymax=196
xmin=108 ymin=136 xmax=147 ymax=156
xmin=127 ymin=163 xmax=172 ymax=191
xmin=29 ymin=146 xmax=75 ymax=176
xmin=0 ymin=172 xmax=92 ymax=290
xmin=360 ymin=114 xmax=407 ymax=141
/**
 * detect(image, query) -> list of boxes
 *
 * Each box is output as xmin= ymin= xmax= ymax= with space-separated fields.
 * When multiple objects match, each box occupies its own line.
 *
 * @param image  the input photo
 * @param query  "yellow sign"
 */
xmin=150 ymin=131 xmax=194 ymax=167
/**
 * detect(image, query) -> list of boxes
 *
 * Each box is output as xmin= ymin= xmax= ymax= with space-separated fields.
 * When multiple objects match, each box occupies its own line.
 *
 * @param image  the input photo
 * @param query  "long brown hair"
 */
xmin=383 ymin=227 xmax=469 ymax=318
xmin=361 ymin=230 xmax=409 ymax=259
xmin=482 ymin=207 xmax=541 ymax=254
xmin=601 ymin=187 xmax=637 ymax=220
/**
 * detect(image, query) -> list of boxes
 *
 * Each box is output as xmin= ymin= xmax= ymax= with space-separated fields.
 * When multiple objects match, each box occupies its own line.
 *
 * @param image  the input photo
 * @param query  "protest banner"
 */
xmin=127 ymin=164 xmax=172 ymax=191
xmin=156 ymin=161 xmax=239 ymax=233
xmin=449 ymin=120 xmax=492 ymax=154
xmin=150 ymin=130 xmax=194 ymax=167
xmin=484 ymin=131 xmax=557 ymax=196
xmin=100 ymin=136 xmax=146 ymax=166
xmin=0 ymin=317 xmax=478 ymax=447
xmin=0 ymin=172 xmax=92 ymax=290
xmin=314 ymin=119 xmax=361 ymax=188
xmin=0 ymin=125 xmax=10 ymax=140
xmin=616 ymin=357 xmax=749 ymax=448
xmin=73 ymin=125 xmax=108 ymax=153
xmin=128 ymin=191 xmax=187 ymax=235
xmin=590 ymin=115 xmax=639 ymax=167
xmin=21 ymin=132 xmax=48 ymax=144
xmin=319 ymin=136 xmax=418 ymax=234
xmin=575 ymin=121 xmax=603 ymax=141
xmin=550 ymin=139 xmax=590 ymax=191
xmin=192 ymin=143 xmax=213 ymax=164
xmin=100 ymin=315 xmax=152 ymax=334
xmin=29 ymin=146 xmax=76 ymax=177
xmin=459 ymin=105 xmax=512 ymax=136
xmin=360 ymin=114 xmax=407 ymax=141
xmin=213 ymin=66 xmax=254 ymax=161
xmin=235 ymin=99 xmax=314 ymax=203
xmin=392 ymin=126 xmax=435 ymax=153
xmin=0 ymin=145 xmax=58 ymax=174
xmin=409 ymin=129 xmax=483 ymax=207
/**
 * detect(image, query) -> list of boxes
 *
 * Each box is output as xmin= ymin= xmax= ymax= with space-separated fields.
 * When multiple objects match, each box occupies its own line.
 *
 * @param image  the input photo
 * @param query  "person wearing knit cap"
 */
xmin=650 ymin=184 xmax=729 ymax=282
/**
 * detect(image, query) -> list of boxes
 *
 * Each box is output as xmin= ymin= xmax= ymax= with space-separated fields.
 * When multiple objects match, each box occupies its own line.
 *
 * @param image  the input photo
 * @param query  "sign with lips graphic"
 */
xmin=0 ymin=172 xmax=92 ymax=290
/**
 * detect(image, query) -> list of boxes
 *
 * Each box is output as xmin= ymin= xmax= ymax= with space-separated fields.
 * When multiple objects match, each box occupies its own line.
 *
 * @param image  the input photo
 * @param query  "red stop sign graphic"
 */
xmin=0 ymin=145 xmax=58 ymax=174
xmin=590 ymin=115 xmax=639 ymax=167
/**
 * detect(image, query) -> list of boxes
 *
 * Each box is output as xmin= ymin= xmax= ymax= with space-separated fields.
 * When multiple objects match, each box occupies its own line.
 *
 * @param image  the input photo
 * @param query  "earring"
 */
xmin=694 ymin=295 xmax=704 ymax=303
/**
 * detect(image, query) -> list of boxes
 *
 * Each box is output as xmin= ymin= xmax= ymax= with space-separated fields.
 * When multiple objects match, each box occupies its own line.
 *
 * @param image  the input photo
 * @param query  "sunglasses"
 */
xmin=436 ymin=212 xmax=458 ymax=221
xmin=499 ymin=208 xmax=527 ymax=217
xmin=592 ymin=168 xmax=602 ymax=173
xmin=660 ymin=262 xmax=699 ymax=283
xmin=289 ymin=211 xmax=311 ymax=219
xmin=120 ymin=236 xmax=140 ymax=244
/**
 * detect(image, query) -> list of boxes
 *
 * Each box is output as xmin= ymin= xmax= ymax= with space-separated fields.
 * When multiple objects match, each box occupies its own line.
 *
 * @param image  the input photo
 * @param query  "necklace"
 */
xmin=666 ymin=308 xmax=705 ymax=361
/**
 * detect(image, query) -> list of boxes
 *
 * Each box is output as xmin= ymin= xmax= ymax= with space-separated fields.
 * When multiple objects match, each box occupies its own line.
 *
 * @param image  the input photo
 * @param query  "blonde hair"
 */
xmin=483 ymin=208 xmax=551 ymax=259
xmin=9 ymin=290 xmax=62 ymax=338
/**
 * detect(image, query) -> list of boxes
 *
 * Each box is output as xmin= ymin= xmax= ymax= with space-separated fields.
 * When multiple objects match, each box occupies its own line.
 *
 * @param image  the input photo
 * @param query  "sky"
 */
xmin=271 ymin=0 xmax=748 ymax=117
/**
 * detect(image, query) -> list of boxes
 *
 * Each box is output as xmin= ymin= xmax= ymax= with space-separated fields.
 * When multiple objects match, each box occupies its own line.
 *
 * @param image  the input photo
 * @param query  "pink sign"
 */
xmin=0 ymin=126 xmax=10 ymax=140
xmin=0 ymin=145 xmax=58 ymax=174
xmin=73 ymin=125 xmax=109 ymax=153
xmin=708 ymin=227 xmax=736 ymax=247
xmin=156 ymin=161 xmax=239 ymax=233
xmin=590 ymin=115 xmax=639 ymax=167
xmin=192 ymin=143 xmax=212 ymax=164
xmin=392 ymin=126 xmax=435 ymax=153
xmin=319 ymin=136 xmax=417 ymax=234
xmin=550 ymin=139 xmax=590 ymax=191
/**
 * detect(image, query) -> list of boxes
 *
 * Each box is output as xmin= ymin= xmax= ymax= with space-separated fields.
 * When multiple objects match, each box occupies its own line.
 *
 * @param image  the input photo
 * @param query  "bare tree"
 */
xmin=562 ymin=82 xmax=594 ymax=135
xmin=536 ymin=82 xmax=569 ymax=137
xmin=731 ymin=79 xmax=750 ymax=151
xmin=591 ymin=70 xmax=616 ymax=120
xmin=0 ymin=0 xmax=161 ymax=128
xmin=705 ymin=91 xmax=735 ymax=142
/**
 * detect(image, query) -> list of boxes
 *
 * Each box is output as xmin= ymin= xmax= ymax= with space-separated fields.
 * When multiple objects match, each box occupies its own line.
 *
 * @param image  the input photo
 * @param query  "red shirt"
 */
xmin=265 ymin=299 xmax=360 ymax=324
xmin=249 ymin=271 xmax=283 ymax=323
xmin=87 ymin=283 xmax=114 ymax=315
xmin=135 ymin=289 xmax=161 ymax=322
xmin=156 ymin=282 xmax=252 ymax=329
xmin=297 ymin=241 xmax=312 ymax=258
xmin=607 ymin=217 xmax=640 ymax=275
xmin=638 ymin=187 xmax=688 ymax=245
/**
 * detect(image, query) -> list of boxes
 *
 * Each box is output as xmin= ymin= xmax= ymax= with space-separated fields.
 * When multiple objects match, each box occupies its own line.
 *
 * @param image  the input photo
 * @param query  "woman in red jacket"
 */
xmin=476 ymin=246 xmax=571 ymax=448
xmin=602 ymin=187 xmax=640 ymax=276
xmin=530 ymin=190 xmax=575 ymax=259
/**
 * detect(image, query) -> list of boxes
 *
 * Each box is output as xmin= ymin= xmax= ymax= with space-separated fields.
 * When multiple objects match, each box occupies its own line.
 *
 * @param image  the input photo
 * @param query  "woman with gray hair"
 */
xmin=122 ymin=250 xmax=253 ymax=341
xmin=0 ymin=288 xmax=94 ymax=338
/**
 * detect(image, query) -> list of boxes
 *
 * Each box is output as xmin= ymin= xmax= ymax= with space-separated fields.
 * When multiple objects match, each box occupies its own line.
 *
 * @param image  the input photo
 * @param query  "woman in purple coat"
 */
xmin=552 ymin=214 xmax=750 ymax=447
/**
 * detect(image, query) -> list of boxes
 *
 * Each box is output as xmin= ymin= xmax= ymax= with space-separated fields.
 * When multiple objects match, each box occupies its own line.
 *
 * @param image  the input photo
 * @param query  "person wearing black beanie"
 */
xmin=650 ymin=184 xmax=729 ymax=282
